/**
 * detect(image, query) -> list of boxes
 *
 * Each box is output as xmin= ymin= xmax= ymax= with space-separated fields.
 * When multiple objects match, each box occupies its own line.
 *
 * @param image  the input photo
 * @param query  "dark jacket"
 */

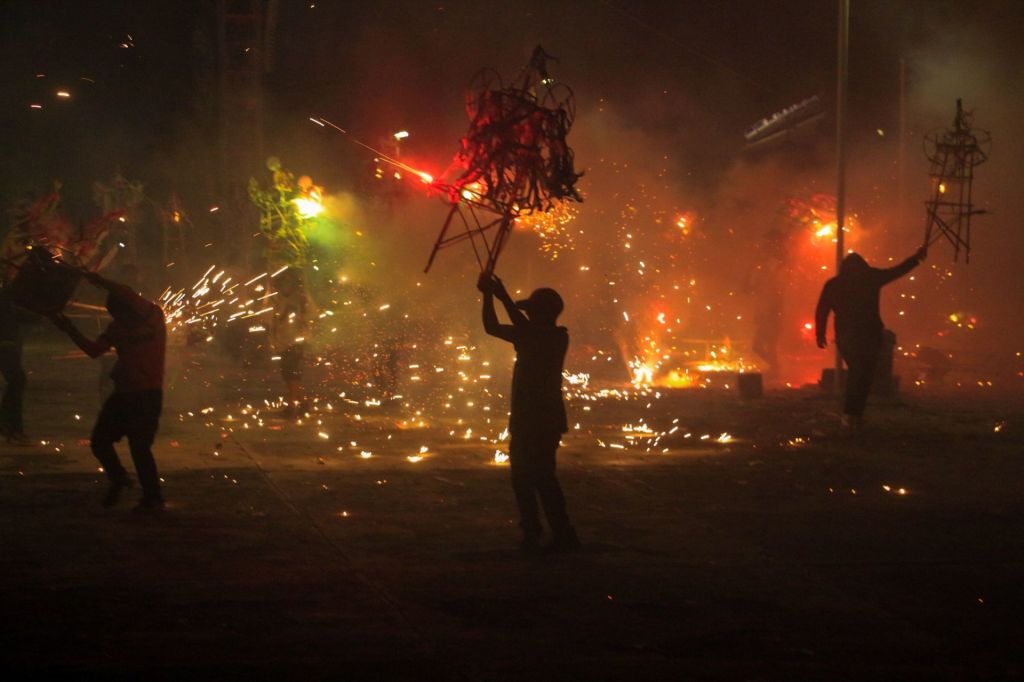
xmin=0 ymin=290 xmax=22 ymax=350
xmin=815 ymin=252 xmax=920 ymax=343
xmin=509 ymin=324 xmax=569 ymax=435
xmin=96 ymin=285 xmax=166 ymax=392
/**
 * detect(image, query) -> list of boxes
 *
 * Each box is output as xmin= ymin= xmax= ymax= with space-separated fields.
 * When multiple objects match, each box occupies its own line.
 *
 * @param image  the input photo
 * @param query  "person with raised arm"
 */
xmin=478 ymin=272 xmax=579 ymax=552
xmin=815 ymin=247 xmax=927 ymax=428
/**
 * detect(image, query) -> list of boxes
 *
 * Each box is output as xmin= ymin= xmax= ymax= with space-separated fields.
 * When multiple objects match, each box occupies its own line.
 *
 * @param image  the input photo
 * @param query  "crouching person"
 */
xmin=53 ymin=271 xmax=166 ymax=510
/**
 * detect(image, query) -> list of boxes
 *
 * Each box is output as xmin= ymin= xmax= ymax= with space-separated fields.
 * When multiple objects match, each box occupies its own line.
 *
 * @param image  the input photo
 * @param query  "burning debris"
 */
xmin=425 ymin=46 xmax=583 ymax=275
xmin=922 ymin=99 xmax=990 ymax=263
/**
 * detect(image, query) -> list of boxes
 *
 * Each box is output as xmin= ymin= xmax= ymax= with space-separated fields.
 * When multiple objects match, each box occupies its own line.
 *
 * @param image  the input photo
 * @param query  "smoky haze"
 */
xmin=3 ymin=0 xmax=1021 ymax=391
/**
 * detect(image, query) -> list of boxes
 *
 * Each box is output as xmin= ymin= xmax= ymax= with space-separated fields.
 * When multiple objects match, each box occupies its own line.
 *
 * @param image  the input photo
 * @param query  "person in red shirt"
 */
xmin=478 ymin=273 xmax=579 ymax=552
xmin=53 ymin=272 xmax=166 ymax=510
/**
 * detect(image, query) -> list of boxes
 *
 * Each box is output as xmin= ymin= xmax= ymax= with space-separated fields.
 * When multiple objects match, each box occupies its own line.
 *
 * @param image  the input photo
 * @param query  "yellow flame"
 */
xmin=293 ymin=194 xmax=323 ymax=218
xmin=663 ymin=370 xmax=697 ymax=388
xmin=814 ymin=222 xmax=835 ymax=239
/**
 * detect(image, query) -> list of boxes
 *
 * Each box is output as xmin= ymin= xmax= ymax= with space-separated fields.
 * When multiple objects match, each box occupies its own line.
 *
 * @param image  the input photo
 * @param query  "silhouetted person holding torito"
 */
xmin=815 ymin=246 xmax=926 ymax=428
xmin=478 ymin=273 xmax=579 ymax=552
xmin=52 ymin=271 xmax=166 ymax=510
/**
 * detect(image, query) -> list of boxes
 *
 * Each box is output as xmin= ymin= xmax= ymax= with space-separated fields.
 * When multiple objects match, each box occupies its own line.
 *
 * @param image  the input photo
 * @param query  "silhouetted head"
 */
xmin=118 ymin=262 xmax=142 ymax=289
xmin=839 ymin=252 xmax=870 ymax=277
xmin=106 ymin=289 xmax=135 ymax=321
xmin=515 ymin=287 xmax=563 ymax=324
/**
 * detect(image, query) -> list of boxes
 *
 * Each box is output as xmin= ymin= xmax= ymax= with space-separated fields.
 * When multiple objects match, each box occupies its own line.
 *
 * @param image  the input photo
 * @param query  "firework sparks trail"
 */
xmin=164 ymin=260 xmax=749 ymax=468
xmin=159 ymin=266 xmax=278 ymax=334
xmin=311 ymin=117 xmax=434 ymax=185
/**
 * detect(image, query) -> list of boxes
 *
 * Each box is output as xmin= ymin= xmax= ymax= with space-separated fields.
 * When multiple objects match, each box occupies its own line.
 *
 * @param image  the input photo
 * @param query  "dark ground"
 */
xmin=2 ymin=332 xmax=1022 ymax=680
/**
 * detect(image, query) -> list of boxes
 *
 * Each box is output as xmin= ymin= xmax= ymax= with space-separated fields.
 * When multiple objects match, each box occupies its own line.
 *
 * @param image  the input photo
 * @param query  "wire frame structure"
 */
xmin=923 ymin=99 xmax=990 ymax=263
xmin=424 ymin=46 xmax=583 ymax=274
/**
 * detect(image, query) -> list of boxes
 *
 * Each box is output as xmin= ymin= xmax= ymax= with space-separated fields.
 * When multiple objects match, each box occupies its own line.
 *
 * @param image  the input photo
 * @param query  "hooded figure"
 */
xmin=815 ymin=247 xmax=926 ymax=425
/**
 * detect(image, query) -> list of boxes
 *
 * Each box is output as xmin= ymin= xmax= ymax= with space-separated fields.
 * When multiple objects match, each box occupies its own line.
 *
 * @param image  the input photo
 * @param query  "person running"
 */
xmin=52 ymin=271 xmax=166 ymax=509
xmin=478 ymin=272 xmax=579 ymax=552
xmin=815 ymin=246 xmax=926 ymax=428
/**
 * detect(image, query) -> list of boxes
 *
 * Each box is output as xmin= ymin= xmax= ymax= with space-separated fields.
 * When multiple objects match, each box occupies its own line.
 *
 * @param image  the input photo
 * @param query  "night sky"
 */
xmin=4 ymin=1 xmax=1018 ymax=202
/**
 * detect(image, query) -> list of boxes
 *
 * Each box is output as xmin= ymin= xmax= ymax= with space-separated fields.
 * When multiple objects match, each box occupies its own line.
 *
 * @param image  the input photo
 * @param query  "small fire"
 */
xmin=695 ymin=360 xmax=756 ymax=373
xmin=787 ymin=195 xmax=858 ymax=248
xmin=461 ymin=181 xmax=483 ymax=201
xmin=293 ymin=188 xmax=324 ymax=218
xmin=813 ymin=222 xmax=835 ymax=240
xmin=629 ymin=357 xmax=655 ymax=388
xmin=663 ymin=370 xmax=697 ymax=388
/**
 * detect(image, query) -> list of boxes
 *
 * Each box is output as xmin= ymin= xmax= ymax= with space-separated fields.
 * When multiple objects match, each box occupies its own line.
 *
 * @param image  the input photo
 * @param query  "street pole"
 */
xmin=834 ymin=0 xmax=849 ymax=397
xmin=898 ymin=57 xmax=907 ymax=233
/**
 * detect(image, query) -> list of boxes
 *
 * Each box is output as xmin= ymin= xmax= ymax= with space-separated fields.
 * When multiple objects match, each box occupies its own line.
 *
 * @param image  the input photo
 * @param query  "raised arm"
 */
xmin=876 ymin=246 xmax=927 ymax=286
xmin=478 ymin=274 xmax=515 ymax=342
xmin=491 ymin=276 xmax=528 ymax=328
xmin=51 ymin=314 xmax=112 ymax=358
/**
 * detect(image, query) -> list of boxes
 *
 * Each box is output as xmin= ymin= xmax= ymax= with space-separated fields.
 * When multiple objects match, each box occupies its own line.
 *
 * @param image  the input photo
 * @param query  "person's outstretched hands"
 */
xmin=476 ymin=272 xmax=495 ymax=295
xmin=477 ymin=272 xmax=512 ymax=301
xmin=490 ymin=275 xmax=512 ymax=302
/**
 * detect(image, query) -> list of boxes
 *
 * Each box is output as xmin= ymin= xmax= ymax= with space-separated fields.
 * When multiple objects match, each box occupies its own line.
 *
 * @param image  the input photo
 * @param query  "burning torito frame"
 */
xmin=922 ymin=99 xmax=990 ymax=263
xmin=424 ymin=46 xmax=583 ymax=275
